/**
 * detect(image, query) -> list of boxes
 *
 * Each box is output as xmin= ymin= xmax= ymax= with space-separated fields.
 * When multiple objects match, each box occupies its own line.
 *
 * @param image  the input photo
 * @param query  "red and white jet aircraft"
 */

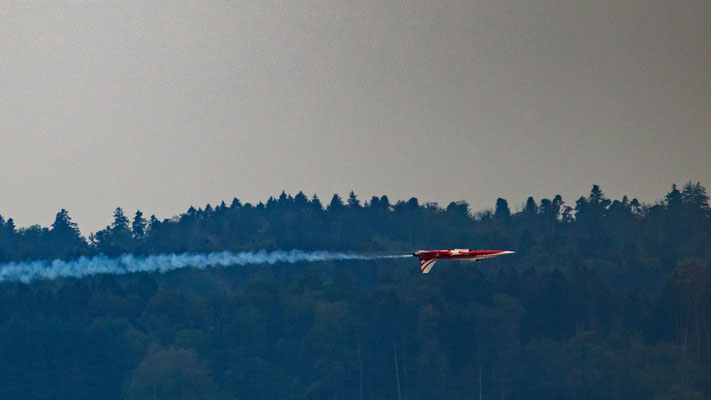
xmin=413 ymin=249 xmax=514 ymax=273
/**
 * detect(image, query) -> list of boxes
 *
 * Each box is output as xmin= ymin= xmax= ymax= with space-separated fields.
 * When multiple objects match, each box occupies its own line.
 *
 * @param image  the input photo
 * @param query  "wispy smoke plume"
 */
xmin=0 ymin=250 xmax=410 ymax=284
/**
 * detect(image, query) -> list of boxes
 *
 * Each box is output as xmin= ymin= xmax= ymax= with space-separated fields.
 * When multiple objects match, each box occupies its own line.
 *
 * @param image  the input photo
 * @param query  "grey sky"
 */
xmin=1 ymin=1 xmax=709 ymax=234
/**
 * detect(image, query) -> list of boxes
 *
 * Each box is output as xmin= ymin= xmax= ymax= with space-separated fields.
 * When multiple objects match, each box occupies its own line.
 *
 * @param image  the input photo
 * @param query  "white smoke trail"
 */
xmin=0 ymin=250 xmax=411 ymax=284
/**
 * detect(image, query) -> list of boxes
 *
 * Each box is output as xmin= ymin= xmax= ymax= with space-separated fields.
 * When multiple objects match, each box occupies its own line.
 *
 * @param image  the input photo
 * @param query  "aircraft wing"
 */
xmin=419 ymin=258 xmax=438 ymax=274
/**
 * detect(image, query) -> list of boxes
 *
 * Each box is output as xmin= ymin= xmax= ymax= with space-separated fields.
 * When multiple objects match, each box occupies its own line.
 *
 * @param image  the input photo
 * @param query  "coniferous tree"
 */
xmin=49 ymin=209 xmax=87 ymax=259
xmin=665 ymin=184 xmax=682 ymax=208
xmin=132 ymin=210 xmax=147 ymax=240
xmin=310 ymin=194 xmax=323 ymax=210
xmin=347 ymin=191 xmax=361 ymax=208
xmin=112 ymin=207 xmax=131 ymax=234
xmin=294 ymin=191 xmax=308 ymax=206
xmin=495 ymin=198 xmax=511 ymax=220
xmin=523 ymin=196 xmax=538 ymax=216
xmin=327 ymin=194 xmax=344 ymax=212
xmin=93 ymin=207 xmax=134 ymax=256
xmin=681 ymin=181 xmax=710 ymax=211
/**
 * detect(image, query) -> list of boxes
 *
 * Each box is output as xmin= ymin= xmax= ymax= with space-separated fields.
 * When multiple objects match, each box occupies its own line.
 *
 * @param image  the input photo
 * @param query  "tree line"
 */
xmin=1 ymin=181 xmax=708 ymax=263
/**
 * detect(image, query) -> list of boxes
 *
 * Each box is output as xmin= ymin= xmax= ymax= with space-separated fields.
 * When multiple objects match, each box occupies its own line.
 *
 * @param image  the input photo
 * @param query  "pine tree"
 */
xmin=328 ymin=194 xmax=344 ymax=212
xmin=347 ymin=191 xmax=361 ymax=208
xmin=132 ymin=210 xmax=147 ymax=240
xmin=50 ymin=209 xmax=87 ymax=259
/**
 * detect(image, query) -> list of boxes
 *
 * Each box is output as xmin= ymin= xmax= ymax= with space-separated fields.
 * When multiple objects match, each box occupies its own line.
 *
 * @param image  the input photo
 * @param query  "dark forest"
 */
xmin=0 ymin=182 xmax=709 ymax=399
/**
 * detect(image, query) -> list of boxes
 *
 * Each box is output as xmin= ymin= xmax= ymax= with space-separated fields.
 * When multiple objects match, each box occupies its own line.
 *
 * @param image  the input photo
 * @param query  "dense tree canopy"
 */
xmin=0 ymin=182 xmax=709 ymax=399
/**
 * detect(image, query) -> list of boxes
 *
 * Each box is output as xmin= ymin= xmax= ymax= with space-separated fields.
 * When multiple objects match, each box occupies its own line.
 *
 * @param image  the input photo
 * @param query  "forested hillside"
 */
xmin=0 ymin=182 xmax=709 ymax=399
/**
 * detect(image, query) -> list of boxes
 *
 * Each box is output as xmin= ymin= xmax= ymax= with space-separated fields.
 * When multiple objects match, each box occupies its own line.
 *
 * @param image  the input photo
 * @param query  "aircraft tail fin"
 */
xmin=419 ymin=258 xmax=437 ymax=274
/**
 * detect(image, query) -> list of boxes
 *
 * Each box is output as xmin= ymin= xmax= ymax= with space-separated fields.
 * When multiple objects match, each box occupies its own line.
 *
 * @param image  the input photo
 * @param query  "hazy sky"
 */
xmin=1 ymin=1 xmax=709 ymax=234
